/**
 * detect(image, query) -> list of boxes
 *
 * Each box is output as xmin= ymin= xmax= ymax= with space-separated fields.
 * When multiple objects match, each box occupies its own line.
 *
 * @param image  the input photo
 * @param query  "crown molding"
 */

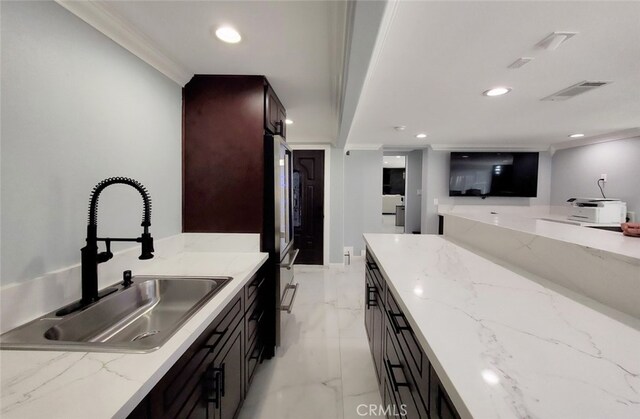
xmin=549 ymin=127 xmax=640 ymax=154
xmin=345 ymin=143 xmax=383 ymax=151
xmin=55 ymin=0 xmax=192 ymax=86
xmin=429 ymin=144 xmax=550 ymax=152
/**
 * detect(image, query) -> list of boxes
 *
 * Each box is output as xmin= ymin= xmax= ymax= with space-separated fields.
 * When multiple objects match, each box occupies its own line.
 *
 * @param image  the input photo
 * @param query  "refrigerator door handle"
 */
xmin=280 ymin=283 xmax=299 ymax=313
xmin=278 ymin=248 xmax=300 ymax=270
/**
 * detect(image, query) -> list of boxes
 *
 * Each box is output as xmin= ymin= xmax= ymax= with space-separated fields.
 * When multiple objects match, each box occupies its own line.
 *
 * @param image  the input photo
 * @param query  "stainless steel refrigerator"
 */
xmin=264 ymin=135 xmax=299 ymax=350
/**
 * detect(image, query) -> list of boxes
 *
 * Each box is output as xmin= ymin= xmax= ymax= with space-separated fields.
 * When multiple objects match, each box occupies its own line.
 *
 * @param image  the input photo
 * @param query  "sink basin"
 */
xmin=0 ymin=276 xmax=232 ymax=353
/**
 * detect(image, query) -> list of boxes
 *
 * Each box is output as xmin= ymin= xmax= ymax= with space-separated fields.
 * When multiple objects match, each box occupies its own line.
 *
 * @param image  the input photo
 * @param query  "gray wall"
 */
xmin=421 ymin=148 xmax=552 ymax=234
xmin=330 ymin=147 xmax=345 ymax=263
xmin=1 ymin=2 xmax=182 ymax=286
xmin=551 ymin=138 xmax=640 ymax=217
xmin=344 ymin=150 xmax=383 ymax=255
xmin=404 ymin=150 xmax=423 ymax=234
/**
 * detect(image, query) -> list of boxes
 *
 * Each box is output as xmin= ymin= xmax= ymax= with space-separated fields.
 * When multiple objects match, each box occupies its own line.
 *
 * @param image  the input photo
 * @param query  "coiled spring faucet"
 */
xmin=80 ymin=177 xmax=154 ymax=306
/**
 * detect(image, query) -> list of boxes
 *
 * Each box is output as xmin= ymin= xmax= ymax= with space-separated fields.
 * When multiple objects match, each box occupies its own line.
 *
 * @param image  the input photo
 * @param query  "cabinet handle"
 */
xmin=388 ymin=310 xmax=410 ymax=334
xmin=250 ymin=344 xmax=265 ymax=361
xmin=366 ymin=285 xmax=378 ymax=309
xmin=249 ymin=276 xmax=266 ymax=289
xmin=204 ymin=327 xmax=229 ymax=350
xmin=204 ymin=363 xmax=225 ymax=408
xmin=250 ymin=308 xmax=264 ymax=323
xmin=384 ymin=359 xmax=410 ymax=392
xmin=278 ymin=248 xmax=299 ymax=270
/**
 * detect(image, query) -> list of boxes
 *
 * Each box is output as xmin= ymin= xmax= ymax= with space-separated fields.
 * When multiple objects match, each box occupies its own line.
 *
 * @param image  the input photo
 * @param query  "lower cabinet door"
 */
xmin=384 ymin=328 xmax=428 ymax=418
xmin=211 ymin=323 xmax=245 ymax=419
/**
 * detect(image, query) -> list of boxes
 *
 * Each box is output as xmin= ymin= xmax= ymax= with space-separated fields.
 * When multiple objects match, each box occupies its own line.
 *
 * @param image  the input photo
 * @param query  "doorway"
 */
xmin=292 ymin=150 xmax=325 ymax=264
xmin=382 ymin=155 xmax=406 ymax=233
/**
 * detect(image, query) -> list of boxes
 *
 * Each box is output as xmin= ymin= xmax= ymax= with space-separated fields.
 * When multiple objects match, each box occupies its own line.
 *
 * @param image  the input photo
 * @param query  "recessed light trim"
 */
xmin=483 ymin=87 xmax=512 ymax=97
xmin=285 ymin=119 xmax=293 ymax=125
xmin=569 ymin=133 xmax=584 ymax=138
xmin=416 ymin=133 xmax=427 ymax=139
xmin=215 ymin=26 xmax=242 ymax=44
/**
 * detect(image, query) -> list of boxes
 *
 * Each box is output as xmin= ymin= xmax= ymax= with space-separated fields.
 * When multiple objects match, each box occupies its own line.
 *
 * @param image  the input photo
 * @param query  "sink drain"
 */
xmin=131 ymin=330 xmax=160 ymax=341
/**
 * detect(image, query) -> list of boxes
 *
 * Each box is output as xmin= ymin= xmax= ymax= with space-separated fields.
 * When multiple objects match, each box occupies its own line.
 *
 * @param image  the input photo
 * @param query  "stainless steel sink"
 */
xmin=0 ymin=276 xmax=232 ymax=353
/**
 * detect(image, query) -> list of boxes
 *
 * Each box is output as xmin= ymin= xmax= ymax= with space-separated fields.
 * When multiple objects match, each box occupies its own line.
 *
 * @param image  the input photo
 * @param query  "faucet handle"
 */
xmin=122 ymin=270 xmax=133 ymax=287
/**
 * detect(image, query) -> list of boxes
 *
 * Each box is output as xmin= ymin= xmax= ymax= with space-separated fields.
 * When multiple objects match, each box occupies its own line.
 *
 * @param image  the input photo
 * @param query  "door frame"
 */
xmin=289 ymin=144 xmax=330 ymax=266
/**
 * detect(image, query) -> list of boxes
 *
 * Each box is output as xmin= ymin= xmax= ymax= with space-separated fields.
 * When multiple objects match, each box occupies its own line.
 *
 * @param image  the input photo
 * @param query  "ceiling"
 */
xmin=62 ymin=1 xmax=640 ymax=151
xmin=346 ymin=1 xmax=640 ymax=150
xmin=103 ymin=0 xmax=348 ymax=144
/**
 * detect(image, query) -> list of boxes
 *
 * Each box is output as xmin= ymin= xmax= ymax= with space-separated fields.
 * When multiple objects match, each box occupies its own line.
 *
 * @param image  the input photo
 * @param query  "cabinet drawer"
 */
xmin=245 ymin=272 xmax=265 ymax=313
xmin=365 ymin=253 xmax=385 ymax=294
xmin=384 ymin=328 xmax=428 ymax=418
xmin=246 ymin=334 xmax=264 ymax=388
xmin=205 ymin=294 xmax=243 ymax=352
xmin=386 ymin=291 xmax=427 ymax=378
xmin=245 ymin=296 xmax=264 ymax=349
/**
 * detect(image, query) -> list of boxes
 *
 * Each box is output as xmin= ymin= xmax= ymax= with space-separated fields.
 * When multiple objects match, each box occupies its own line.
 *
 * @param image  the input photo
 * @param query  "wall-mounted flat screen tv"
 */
xmin=449 ymin=152 xmax=539 ymax=197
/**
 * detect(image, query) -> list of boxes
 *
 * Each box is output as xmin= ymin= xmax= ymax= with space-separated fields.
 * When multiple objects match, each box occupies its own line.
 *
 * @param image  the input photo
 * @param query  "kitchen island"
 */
xmin=0 ymin=234 xmax=268 ymax=419
xmin=364 ymin=233 xmax=640 ymax=419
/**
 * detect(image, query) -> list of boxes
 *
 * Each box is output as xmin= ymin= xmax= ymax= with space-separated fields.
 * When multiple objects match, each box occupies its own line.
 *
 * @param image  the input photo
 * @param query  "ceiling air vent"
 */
xmin=541 ymin=81 xmax=611 ymax=101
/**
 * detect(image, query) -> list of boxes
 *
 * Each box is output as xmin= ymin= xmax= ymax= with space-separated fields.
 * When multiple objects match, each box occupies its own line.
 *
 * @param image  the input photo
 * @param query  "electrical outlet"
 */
xmin=433 ymin=198 xmax=439 ymax=206
xmin=600 ymin=173 xmax=607 ymax=182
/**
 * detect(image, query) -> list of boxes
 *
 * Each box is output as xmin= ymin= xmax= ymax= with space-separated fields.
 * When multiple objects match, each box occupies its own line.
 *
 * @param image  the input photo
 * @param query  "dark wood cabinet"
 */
xmin=365 ymin=248 xmax=461 ymax=419
xmin=264 ymin=83 xmax=286 ymax=137
xmin=365 ymin=254 xmax=385 ymax=382
xmin=182 ymin=75 xmax=286 ymax=235
xmin=211 ymin=325 xmax=244 ymax=419
xmin=129 ymin=270 xmax=267 ymax=419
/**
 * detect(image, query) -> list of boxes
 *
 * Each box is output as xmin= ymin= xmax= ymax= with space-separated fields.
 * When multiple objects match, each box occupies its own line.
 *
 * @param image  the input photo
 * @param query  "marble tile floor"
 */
xmin=381 ymin=215 xmax=404 ymax=234
xmin=238 ymin=258 xmax=383 ymax=419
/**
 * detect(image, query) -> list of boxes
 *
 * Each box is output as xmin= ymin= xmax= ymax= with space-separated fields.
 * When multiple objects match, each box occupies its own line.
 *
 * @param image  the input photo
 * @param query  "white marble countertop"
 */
xmin=439 ymin=210 xmax=639 ymax=261
xmin=364 ymin=233 xmax=640 ymax=419
xmin=0 ymin=250 xmax=268 ymax=419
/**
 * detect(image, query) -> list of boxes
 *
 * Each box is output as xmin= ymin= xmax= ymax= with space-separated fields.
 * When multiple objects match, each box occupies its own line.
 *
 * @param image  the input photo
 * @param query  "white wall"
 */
xmin=0 ymin=2 xmax=182 ymax=286
xmin=330 ymin=147 xmax=346 ymax=263
xmin=551 ymin=138 xmax=640 ymax=217
xmin=404 ymin=150 xmax=422 ymax=233
xmin=421 ymin=148 xmax=552 ymax=234
xmin=344 ymin=150 xmax=383 ymax=255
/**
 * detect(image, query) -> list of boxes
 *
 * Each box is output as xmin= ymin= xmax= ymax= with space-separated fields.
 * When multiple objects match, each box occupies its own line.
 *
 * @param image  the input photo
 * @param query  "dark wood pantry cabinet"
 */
xmin=128 ymin=270 xmax=267 ymax=419
xmin=182 ymin=75 xmax=286 ymax=235
xmin=182 ymin=75 xmax=288 ymax=361
xmin=364 ymin=251 xmax=461 ymax=419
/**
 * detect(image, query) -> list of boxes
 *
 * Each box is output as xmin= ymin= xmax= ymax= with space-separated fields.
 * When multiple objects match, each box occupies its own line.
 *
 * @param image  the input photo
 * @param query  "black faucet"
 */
xmin=80 ymin=177 xmax=154 ymax=306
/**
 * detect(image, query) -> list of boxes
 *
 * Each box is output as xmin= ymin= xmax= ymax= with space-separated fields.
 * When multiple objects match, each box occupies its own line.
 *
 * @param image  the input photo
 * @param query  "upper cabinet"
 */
xmin=182 ymin=75 xmax=286 ymax=234
xmin=264 ymin=83 xmax=287 ymax=138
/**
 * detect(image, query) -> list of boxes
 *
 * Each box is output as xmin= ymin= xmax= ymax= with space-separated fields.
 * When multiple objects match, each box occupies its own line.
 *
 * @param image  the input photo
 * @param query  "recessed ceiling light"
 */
xmin=394 ymin=126 xmax=406 ymax=131
xmin=395 ymin=156 xmax=401 ymax=159
xmin=568 ymin=133 xmax=584 ymax=138
xmin=285 ymin=119 xmax=293 ymax=125
xmin=483 ymin=87 xmax=511 ymax=97
xmin=416 ymin=133 xmax=427 ymax=139
xmin=215 ymin=26 xmax=242 ymax=44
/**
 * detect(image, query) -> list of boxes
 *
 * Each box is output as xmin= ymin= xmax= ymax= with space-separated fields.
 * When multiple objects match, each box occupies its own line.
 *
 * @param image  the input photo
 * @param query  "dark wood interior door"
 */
xmin=292 ymin=150 xmax=324 ymax=265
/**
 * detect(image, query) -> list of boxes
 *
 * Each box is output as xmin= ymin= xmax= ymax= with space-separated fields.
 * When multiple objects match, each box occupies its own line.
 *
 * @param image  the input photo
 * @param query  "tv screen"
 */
xmin=449 ymin=152 xmax=539 ymax=197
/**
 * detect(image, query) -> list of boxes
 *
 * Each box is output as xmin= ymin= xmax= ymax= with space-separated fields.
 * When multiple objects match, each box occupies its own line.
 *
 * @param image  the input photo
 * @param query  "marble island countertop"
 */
xmin=0 ymin=248 xmax=268 ymax=419
xmin=439 ymin=210 xmax=639 ymax=261
xmin=364 ymin=233 xmax=640 ymax=419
